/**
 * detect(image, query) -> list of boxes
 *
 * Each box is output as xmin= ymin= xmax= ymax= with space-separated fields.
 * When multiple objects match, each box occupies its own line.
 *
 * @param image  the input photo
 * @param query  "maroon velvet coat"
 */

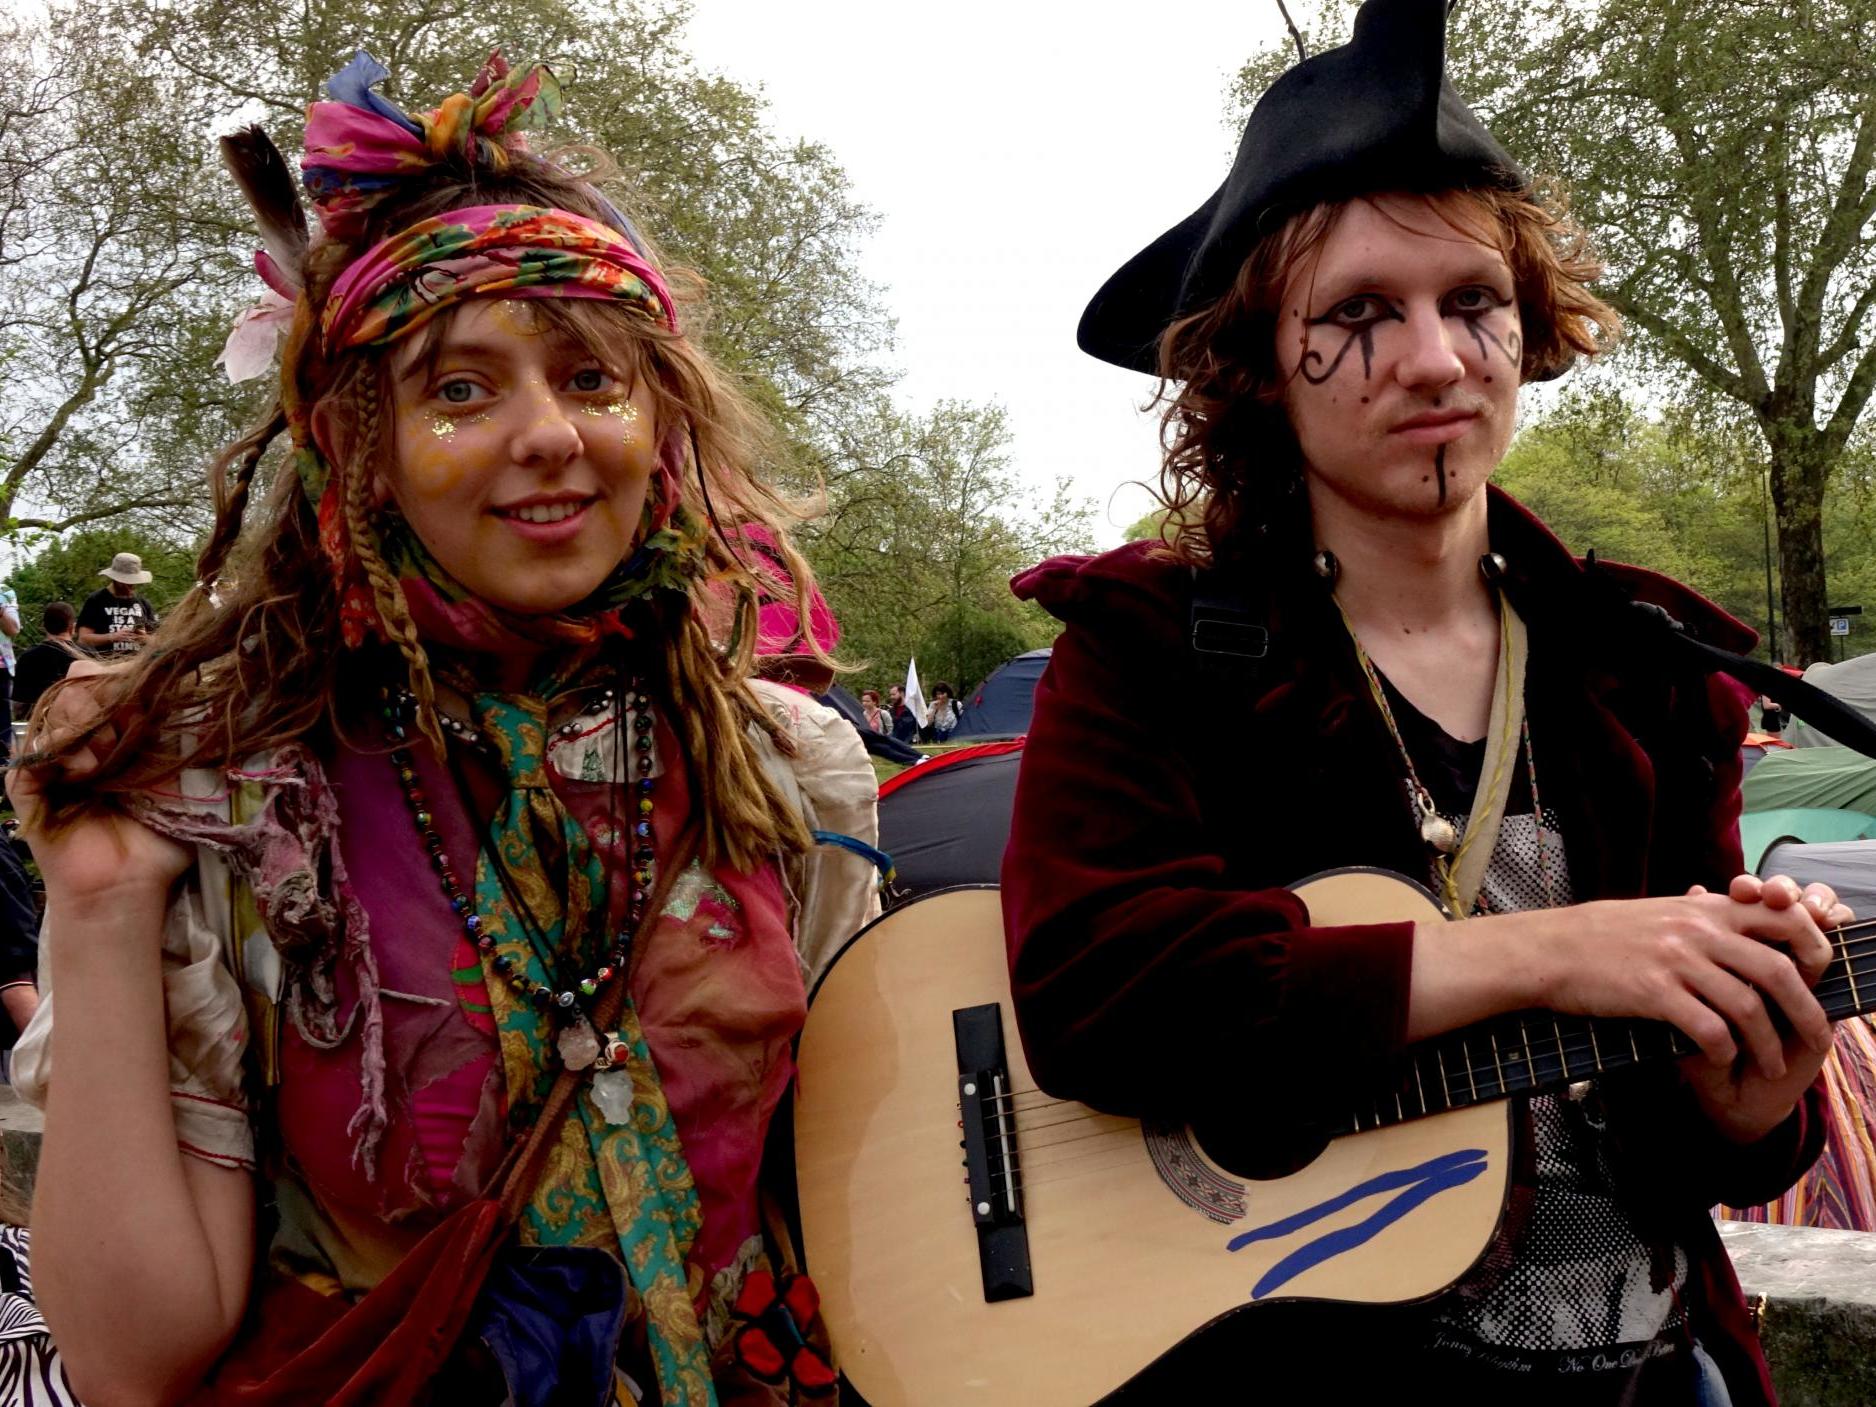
xmin=1001 ymin=488 xmax=1823 ymax=1402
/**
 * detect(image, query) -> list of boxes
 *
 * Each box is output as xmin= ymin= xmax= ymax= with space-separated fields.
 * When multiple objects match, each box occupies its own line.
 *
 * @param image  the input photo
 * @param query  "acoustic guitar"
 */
xmin=793 ymin=875 xmax=1876 ymax=1406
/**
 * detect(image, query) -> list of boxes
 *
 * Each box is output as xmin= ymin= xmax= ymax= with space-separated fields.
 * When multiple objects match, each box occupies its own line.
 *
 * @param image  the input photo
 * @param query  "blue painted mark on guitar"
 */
xmin=1227 ymin=1147 xmax=1491 ymax=1298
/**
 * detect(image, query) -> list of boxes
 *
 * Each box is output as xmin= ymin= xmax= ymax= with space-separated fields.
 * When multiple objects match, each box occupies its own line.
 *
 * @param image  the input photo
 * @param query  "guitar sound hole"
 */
xmin=1191 ymin=1116 xmax=1330 ymax=1181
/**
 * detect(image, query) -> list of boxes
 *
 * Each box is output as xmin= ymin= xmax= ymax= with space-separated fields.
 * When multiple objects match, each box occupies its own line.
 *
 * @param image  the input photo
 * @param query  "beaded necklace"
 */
xmin=1323 ymin=551 xmax=1559 ymax=916
xmin=381 ymin=682 xmax=657 ymax=1070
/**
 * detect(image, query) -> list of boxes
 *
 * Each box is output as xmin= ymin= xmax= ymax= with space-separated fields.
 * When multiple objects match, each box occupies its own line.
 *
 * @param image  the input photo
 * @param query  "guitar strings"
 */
xmin=961 ymin=921 xmax=1876 ymax=1188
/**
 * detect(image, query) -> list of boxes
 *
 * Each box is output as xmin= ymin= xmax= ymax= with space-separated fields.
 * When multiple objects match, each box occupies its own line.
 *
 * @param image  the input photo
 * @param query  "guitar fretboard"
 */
xmin=1333 ymin=915 xmax=1876 ymax=1136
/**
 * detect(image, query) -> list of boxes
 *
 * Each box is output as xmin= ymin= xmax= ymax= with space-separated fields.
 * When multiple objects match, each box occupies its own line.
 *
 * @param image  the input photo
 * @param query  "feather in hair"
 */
xmin=220 ymin=125 xmax=308 ymax=292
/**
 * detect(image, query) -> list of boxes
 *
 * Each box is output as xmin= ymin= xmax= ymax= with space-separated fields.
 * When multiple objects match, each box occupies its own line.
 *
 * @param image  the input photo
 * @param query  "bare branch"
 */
xmin=1825 ymin=336 xmax=1876 ymax=450
xmin=1818 ymin=273 xmax=1876 ymax=374
xmin=1274 ymin=0 xmax=1308 ymax=61
xmin=1606 ymin=288 xmax=1752 ymax=406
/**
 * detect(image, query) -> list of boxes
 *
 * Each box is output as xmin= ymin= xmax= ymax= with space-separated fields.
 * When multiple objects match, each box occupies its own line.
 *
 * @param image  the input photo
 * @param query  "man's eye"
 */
xmin=1450 ymin=287 xmax=1508 ymax=314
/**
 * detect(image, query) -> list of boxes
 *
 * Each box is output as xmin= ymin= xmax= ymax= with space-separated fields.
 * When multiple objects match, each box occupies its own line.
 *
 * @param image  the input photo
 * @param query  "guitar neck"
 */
xmin=1334 ymin=914 xmax=1876 ymax=1137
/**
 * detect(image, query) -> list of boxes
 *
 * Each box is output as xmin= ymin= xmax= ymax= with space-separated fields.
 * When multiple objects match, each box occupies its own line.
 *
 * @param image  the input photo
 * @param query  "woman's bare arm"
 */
xmin=31 ymin=885 xmax=254 ymax=1407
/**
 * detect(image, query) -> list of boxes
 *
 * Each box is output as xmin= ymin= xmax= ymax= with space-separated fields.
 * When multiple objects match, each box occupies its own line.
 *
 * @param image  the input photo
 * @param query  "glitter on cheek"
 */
xmin=580 ymin=400 xmax=642 ymax=424
xmin=428 ymin=416 xmax=456 ymax=439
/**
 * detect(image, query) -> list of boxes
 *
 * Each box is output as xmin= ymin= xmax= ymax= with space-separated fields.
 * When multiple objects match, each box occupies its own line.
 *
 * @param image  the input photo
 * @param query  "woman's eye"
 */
xmin=570 ymin=368 xmax=611 ymax=393
xmin=438 ymin=380 xmax=479 ymax=404
xmin=1334 ymin=296 xmax=1382 ymax=323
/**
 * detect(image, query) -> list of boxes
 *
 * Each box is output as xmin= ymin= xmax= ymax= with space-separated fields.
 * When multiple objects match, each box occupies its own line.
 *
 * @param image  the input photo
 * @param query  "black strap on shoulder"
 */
xmin=1585 ymin=562 xmax=1876 ymax=762
xmin=1188 ymin=567 xmax=1272 ymax=679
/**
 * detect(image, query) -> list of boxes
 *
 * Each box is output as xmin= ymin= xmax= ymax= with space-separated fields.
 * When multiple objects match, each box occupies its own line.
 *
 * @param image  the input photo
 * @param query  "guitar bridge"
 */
xmin=954 ymin=1003 xmax=1034 ymax=1302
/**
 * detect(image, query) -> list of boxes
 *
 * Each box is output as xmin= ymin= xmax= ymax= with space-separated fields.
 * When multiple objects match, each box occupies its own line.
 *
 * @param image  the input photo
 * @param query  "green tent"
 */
xmin=1741 ymin=746 xmax=1876 ymax=816
xmin=1739 ymin=807 xmax=1876 ymax=873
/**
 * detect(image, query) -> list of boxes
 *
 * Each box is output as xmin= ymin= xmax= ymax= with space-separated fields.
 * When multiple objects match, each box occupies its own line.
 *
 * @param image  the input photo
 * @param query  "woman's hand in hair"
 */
xmin=7 ymin=660 xmax=190 ymax=905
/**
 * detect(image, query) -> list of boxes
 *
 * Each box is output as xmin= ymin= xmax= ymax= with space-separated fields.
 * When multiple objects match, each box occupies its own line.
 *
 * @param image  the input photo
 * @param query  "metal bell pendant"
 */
xmin=1420 ymin=810 xmax=1459 ymax=854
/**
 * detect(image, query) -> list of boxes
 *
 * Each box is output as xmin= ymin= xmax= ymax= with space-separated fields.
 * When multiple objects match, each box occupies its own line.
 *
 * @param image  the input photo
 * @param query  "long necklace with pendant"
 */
xmin=382 ymin=683 xmax=654 ymax=1116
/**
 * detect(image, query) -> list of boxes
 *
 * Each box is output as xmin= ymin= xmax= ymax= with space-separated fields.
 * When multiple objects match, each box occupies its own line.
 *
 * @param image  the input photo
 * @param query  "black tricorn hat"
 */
xmin=1078 ymin=0 xmax=1526 ymax=374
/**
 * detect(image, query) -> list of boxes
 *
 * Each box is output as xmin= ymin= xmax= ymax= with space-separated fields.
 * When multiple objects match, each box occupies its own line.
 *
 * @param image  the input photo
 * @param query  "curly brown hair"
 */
xmin=1151 ymin=184 xmax=1619 ymax=567
xmin=35 ymin=154 xmax=824 ymax=871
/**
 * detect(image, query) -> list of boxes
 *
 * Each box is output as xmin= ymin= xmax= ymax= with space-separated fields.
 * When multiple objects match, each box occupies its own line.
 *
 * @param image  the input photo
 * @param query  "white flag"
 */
xmin=904 ymin=658 xmax=929 ymax=728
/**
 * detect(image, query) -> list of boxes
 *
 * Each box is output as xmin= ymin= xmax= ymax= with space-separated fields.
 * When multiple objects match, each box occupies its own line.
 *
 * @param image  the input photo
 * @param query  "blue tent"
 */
xmin=955 ymin=648 xmax=1051 ymax=738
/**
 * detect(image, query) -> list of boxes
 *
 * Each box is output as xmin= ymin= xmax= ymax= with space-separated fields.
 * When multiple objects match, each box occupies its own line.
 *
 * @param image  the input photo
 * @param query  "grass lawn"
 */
xmin=870 ymin=742 xmax=970 ymax=790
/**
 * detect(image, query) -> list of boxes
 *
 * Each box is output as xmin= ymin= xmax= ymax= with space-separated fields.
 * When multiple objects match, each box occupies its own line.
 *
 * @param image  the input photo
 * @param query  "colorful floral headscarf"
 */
xmin=302 ymin=50 xmax=561 ymax=240
xmin=322 ymin=203 xmax=676 ymax=352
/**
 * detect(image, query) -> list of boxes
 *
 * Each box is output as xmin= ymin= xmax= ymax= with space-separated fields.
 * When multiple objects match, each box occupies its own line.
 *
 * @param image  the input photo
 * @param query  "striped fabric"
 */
xmin=1720 ymin=1015 xmax=1876 ymax=1231
xmin=0 ymin=1227 xmax=81 ymax=1405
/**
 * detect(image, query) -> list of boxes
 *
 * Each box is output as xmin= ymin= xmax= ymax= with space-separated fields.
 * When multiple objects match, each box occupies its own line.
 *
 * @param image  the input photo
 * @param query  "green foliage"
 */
xmin=912 ymin=605 xmax=1035 ymax=704
xmin=8 ymin=528 xmax=198 ymax=647
xmin=1493 ymin=387 xmax=1876 ymax=663
xmin=805 ymin=399 xmax=1090 ymax=696
xmin=1 ymin=0 xmax=888 ymax=533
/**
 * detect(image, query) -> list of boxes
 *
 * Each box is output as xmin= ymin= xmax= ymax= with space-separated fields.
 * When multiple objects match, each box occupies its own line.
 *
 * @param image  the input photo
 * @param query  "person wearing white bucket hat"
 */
xmin=76 ymin=552 xmax=159 ymax=656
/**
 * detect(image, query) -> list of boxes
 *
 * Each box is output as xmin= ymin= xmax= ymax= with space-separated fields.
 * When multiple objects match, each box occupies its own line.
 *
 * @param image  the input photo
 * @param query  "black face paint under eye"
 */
xmin=1299 ymin=300 xmax=1405 ymax=384
xmin=1453 ymin=290 xmax=1521 ymax=369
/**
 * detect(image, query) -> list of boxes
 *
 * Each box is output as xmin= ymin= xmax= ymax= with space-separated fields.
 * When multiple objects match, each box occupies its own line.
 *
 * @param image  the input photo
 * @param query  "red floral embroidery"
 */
xmin=729 ymin=1269 xmax=836 ymax=1396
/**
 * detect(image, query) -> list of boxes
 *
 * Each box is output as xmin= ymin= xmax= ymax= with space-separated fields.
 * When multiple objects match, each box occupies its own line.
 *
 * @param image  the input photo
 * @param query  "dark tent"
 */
xmin=877 ymin=741 xmax=1025 ymax=905
xmin=955 ymin=648 xmax=1051 ymax=738
xmin=817 ymin=683 xmax=922 ymax=766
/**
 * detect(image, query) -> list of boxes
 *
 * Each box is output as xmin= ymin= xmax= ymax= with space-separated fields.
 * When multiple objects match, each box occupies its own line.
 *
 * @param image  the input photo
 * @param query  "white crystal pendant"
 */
xmin=591 ymin=1066 xmax=635 ymax=1125
xmin=556 ymin=1019 xmax=602 ymax=1071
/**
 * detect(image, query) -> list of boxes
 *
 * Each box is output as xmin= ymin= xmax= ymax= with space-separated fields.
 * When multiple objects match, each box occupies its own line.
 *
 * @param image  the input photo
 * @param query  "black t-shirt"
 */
xmin=1370 ymin=673 xmax=1710 ymax=1405
xmin=11 ymin=639 xmax=85 ymax=717
xmin=77 ymin=587 xmax=157 ymax=655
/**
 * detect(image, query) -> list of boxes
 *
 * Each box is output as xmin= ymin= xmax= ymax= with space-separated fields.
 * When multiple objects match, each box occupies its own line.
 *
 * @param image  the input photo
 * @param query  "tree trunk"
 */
xmin=1765 ymin=420 xmax=1834 ymax=665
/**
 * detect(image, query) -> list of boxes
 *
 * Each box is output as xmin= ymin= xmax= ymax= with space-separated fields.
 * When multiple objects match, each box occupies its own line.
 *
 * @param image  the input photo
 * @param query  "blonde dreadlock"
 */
xmin=341 ymin=362 xmax=446 ymax=757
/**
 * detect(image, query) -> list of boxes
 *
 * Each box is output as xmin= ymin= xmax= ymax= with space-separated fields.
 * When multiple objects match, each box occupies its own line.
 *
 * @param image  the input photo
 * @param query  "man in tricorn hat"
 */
xmin=1004 ymin=0 xmax=1844 ymax=1398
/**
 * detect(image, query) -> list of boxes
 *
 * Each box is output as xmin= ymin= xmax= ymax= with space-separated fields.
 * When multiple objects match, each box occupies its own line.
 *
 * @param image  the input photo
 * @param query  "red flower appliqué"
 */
xmin=729 ymin=1269 xmax=836 ymax=1396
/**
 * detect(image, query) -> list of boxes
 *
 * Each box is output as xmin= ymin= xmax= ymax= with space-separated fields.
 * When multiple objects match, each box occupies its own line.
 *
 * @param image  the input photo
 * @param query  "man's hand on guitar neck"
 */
xmin=1676 ymin=873 xmax=1848 ymax=1143
xmin=1408 ymin=873 xmax=1848 ymax=1142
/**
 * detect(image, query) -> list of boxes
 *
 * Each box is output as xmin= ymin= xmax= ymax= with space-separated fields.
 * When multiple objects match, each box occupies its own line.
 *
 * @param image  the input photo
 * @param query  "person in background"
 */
xmin=0 ymin=831 xmax=38 ymax=1079
xmin=76 ymin=553 xmax=159 ymax=656
xmin=927 ymin=682 xmax=960 ymax=742
xmin=0 ymin=581 xmax=18 ymax=762
xmin=860 ymin=688 xmax=888 ymax=733
xmin=887 ymin=683 xmax=919 ymax=744
xmin=12 ymin=603 xmax=86 ymax=720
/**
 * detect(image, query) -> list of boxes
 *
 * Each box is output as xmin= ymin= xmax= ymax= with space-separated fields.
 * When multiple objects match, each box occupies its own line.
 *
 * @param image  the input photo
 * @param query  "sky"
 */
xmin=682 ymin=1 xmax=1292 ymax=546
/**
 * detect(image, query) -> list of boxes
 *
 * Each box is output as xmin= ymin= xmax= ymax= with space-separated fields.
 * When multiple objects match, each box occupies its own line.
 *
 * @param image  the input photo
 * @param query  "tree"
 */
xmin=802 ymin=399 xmax=1092 ymax=693
xmin=105 ymin=0 xmax=894 ymax=477
xmin=0 ymin=11 xmax=241 ymax=542
xmin=1 ymin=0 xmax=891 ymax=544
xmin=1235 ymin=0 xmax=1876 ymax=661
